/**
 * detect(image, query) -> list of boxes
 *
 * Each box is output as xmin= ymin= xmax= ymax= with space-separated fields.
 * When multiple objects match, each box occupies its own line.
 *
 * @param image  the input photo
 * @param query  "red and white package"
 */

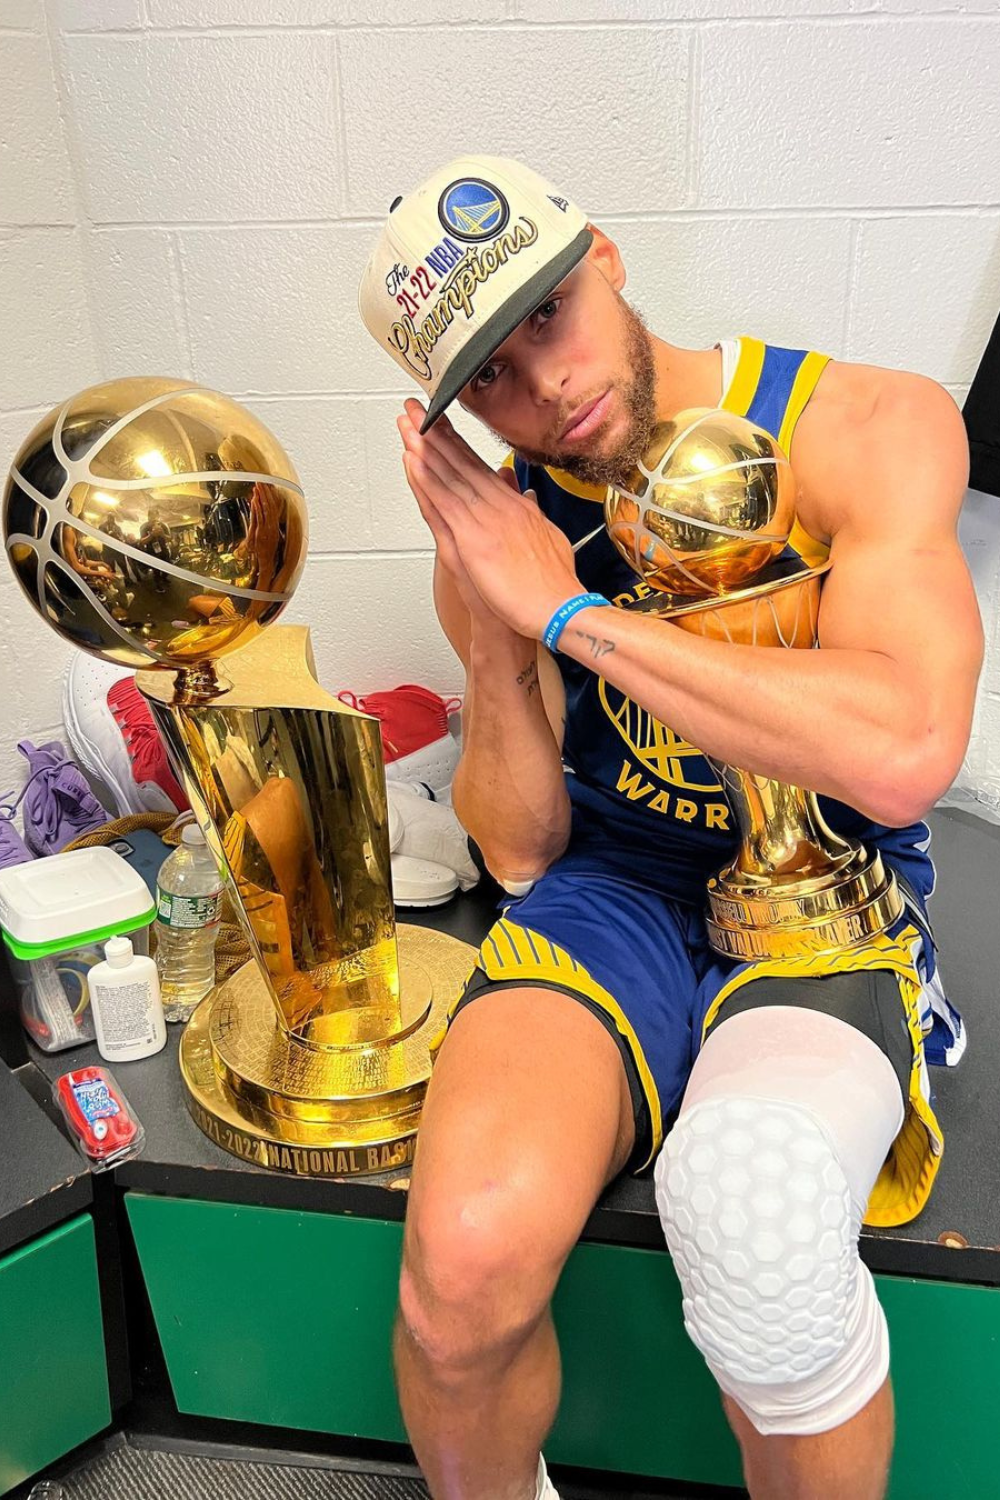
xmin=53 ymin=1066 xmax=145 ymax=1170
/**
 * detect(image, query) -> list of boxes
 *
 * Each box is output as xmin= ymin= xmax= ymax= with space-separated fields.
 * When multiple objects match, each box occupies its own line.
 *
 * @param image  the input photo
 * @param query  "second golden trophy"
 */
xmin=605 ymin=407 xmax=903 ymax=960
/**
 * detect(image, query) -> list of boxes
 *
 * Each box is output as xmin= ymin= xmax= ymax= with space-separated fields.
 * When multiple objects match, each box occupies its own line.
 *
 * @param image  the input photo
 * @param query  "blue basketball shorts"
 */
xmin=442 ymin=860 xmax=953 ymax=1225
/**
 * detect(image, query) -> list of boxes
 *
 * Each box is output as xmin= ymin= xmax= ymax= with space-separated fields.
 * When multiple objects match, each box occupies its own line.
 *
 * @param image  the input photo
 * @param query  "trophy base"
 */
xmin=179 ymin=923 xmax=476 ymax=1177
xmin=706 ymin=847 xmax=904 ymax=960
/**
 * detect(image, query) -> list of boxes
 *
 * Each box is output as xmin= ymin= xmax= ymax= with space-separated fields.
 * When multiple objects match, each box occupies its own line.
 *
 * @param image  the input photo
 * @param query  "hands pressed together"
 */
xmin=397 ymin=398 xmax=583 ymax=641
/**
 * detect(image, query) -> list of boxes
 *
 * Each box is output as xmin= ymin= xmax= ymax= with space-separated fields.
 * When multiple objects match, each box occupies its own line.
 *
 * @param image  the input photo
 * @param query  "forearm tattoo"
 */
xmin=571 ymin=629 xmax=615 ymax=661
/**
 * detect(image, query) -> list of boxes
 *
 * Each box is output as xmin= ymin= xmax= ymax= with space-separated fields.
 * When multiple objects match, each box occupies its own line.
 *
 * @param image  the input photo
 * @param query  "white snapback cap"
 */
xmin=358 ymin=155 xmax=592 ymax=432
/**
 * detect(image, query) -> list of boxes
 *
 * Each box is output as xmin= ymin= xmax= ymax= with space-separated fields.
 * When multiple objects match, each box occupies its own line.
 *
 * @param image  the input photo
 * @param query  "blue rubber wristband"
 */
xmin=542 ymin=592 xmax=611 ymax=652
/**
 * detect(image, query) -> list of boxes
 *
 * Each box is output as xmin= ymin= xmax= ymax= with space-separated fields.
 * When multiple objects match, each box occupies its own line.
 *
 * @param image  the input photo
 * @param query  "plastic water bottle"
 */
xmin=154 ymin=823 xmax=223 ymax=1022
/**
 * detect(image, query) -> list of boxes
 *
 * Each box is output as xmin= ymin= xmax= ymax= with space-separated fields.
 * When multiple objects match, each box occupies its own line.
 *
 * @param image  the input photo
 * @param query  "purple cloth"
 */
xmin=18 ymin=740 xmax=108 ymax=856
xmin=0 ymin=815 xmax=32 ymax=869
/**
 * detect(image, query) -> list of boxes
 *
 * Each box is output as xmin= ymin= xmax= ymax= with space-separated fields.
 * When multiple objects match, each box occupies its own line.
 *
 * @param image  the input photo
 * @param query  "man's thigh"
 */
xmin=436 ymin=868 xmax=709 ymax=1176
xmin=406 ymin=985 xmax=634 ymax=1293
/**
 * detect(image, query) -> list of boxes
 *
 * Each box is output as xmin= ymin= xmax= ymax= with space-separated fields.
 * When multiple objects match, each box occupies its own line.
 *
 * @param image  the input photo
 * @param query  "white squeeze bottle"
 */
xmin=154 ymin=823 xmax=224 ymax=1023
xmin=88 ymin=936 xmax=167 ymax=1062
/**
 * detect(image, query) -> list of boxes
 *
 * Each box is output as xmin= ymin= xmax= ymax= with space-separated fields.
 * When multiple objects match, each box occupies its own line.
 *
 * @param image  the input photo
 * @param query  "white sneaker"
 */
xmin=63 ymin=654 xmax=187 ymax=817
xmin=389 ymin=852 xmax=459 ymax=908
xmin=384 ymin=733 xmax=460 ymax=793
xmin=387 ymin=782 xmax=479 ymax=892
xmin=338 ymin=684 xmax=462 ymax=795
xmin=387 ymin=782 xmax=474 ymax=908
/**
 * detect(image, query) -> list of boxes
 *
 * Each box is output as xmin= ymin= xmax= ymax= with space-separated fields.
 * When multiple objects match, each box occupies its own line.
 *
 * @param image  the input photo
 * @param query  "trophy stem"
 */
xmin=708 ymin=761 xmax=857 ymax=884
xmin=705 ymin=761 xmax=902 ymax=960
xmin=171 ymin=661 xmax=227 ymax=704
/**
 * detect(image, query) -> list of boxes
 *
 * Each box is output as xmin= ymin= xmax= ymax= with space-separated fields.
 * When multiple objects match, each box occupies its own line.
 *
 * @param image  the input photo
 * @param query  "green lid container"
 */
xmin=0 ymin=846 xmax=155 ymax=961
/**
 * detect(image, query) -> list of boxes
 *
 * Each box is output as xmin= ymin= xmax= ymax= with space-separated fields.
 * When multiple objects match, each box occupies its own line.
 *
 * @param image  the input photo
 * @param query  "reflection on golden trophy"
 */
xmin=3 ymin=378 xmax=474 ymax=1175
xmin=606 ymin=408 xmax=902 ymax=960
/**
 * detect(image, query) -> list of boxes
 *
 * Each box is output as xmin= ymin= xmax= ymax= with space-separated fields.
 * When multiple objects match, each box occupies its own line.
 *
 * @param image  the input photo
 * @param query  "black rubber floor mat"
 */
xmin=44 ymin=1439 xmax=742 ymax=1500
xmin=55 ymin=1445 xmax=429 ymax=1498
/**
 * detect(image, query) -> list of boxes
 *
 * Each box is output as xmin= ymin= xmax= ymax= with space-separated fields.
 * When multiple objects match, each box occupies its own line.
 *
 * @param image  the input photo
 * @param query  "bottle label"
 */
xmin=92 ymin=981 xmax=157 ymax=1051
xmin=155 ymin=888 xmax=222 ymax=928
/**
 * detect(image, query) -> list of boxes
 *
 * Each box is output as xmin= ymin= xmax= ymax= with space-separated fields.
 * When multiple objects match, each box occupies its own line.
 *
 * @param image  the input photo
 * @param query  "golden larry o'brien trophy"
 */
xmin=605 ymin=407 xmax=902 ymax=960
xmin=3 ymin=377 xmax=474 ymax=1176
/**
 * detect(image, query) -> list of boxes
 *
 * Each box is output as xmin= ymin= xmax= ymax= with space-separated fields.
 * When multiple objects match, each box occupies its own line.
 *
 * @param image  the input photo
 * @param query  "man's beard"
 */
xmin=513 ymin=300 xmax=657 ymax=488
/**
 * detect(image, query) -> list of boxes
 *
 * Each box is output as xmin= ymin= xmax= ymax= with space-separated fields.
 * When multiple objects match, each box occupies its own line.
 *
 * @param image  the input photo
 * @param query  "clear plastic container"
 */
xmin=8 ymin=929 xmax=150 ymax=1053
xmin=154 ymin=823 xmax=224 ymax=1023
xmin=53 ymin=1065 xmax=145 ymax=1171
xmin=0 ymin=847 xmax=155 ymax=1053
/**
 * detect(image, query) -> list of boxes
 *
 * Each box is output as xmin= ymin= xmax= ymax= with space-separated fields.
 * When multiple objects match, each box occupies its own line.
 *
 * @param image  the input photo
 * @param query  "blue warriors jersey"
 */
xmin=511 ymin=336 xmax=936 ymax=909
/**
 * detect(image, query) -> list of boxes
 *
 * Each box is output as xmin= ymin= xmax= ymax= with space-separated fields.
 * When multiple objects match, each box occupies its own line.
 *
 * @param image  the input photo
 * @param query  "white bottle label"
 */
xmin=156 ymin=888 xmax=221 ymax=928
xmin=91 ymin=980 xmax=157 ymax=1053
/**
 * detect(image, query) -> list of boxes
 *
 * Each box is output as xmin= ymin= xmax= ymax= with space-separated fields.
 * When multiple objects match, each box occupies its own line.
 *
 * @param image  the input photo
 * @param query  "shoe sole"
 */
xmin=390 ymin=853 xmax=459 ymax=908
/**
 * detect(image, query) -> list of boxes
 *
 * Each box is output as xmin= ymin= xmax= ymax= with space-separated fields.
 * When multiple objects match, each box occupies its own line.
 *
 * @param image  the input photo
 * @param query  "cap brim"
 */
xmin=419 ymin=227 xmax=593 ymax=433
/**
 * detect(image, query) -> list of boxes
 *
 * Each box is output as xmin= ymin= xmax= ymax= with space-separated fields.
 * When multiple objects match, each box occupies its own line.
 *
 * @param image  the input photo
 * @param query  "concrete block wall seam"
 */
xmin=685 ymin=27 xmax=702 ymax=211
xmin=0 ymin=34 xmax=75 ymax=227
xmin=40 ymin=0 xmax=113 ymax=390
xmin=842 ymin=220 xmax=862 ymax=355
xmin=0 ymin=2 xmax=44 ymax=34
xmin=54 ymin=4 xmax=1000 ymax=31
xmin=166 ymin=230 xmax=197 ymax=376
xmin=329 ymin=35 xmax=349 ymax=223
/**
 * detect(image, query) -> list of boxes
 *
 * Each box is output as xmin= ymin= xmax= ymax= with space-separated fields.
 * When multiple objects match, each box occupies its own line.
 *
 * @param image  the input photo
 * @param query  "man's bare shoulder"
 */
xmin=792 ymin=359 xmax=968 ymax=542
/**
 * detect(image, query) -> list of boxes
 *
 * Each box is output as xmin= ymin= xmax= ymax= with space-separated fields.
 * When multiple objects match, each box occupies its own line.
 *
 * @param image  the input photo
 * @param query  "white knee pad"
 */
xmin=654 ymin=1008 xmax=903 ymax=1437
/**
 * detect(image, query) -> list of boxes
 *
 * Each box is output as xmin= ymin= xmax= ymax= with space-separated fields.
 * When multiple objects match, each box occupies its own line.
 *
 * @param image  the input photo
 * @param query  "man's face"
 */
xmin=458 ymin=247 xmax=657 ymax=488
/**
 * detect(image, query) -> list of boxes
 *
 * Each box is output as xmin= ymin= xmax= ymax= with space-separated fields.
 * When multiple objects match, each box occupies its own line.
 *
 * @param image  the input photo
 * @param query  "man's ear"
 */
xmin=585 ymin=223 xmax=626 ymax=293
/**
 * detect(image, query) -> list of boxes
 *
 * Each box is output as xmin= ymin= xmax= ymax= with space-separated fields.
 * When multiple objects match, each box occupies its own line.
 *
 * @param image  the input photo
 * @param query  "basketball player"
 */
xmin=359 ymin=159 xmax=982 ymax=1500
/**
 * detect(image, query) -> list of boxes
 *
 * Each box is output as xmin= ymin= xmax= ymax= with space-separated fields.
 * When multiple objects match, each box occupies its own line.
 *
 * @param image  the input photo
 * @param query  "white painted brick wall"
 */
xmin=0 ymin=0 xmax=998 ymax=809
xmin=849 ymin=215 xmax=1000 ymax=382
xmin=337 ymin=27 xmax=691 ymax=217
xmin=0 ymin=35 xmax=75 ymax=224
xmin=696 ymin=20 xmax=1000 ymax=209
xmin=63 ymin=34 xmax=344 ymax=222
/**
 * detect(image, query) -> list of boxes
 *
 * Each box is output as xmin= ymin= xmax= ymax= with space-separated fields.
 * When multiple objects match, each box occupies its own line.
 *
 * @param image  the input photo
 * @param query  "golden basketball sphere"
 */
xmin=3 ymin=377 xmax=307 ymax=672
xmin=605 ymin=407 xmax=797 ymax=597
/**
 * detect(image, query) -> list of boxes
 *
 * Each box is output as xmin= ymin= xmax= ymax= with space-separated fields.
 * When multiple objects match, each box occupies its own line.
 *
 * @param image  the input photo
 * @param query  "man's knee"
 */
xmin=399 ymin=1180 xmax=565 ymax=1375
xmin=655 ymin=1095 xmax=889 ymax=1436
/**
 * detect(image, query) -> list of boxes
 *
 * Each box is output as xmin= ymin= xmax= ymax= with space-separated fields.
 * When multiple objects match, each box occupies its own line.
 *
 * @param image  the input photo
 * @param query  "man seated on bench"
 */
xmin=359 ymin=156 xmax=982 ymax=1500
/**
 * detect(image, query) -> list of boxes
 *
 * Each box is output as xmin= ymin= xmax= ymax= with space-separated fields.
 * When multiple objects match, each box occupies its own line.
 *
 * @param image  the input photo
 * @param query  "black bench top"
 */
xmin=0 ymin=1059 xmax=92 ymax=1257
xmin=5 ymin=807 xmax=999 ymax=1285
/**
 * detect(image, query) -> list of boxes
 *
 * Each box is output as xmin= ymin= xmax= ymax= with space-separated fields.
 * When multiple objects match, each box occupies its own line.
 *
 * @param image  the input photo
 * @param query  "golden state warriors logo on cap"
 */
xmin=438 ymin=178 xmax=510 ymax=242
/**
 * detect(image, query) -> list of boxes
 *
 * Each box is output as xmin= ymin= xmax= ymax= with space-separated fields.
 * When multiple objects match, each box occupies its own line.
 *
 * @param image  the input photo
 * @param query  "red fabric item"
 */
xmin=107 ymin=677 xmax=188 ymax=811
xmin=338 ymin=684 xmax=461 ymax=764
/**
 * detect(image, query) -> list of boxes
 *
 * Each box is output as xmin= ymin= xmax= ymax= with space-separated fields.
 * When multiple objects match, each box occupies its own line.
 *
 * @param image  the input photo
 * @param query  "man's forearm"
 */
xmin=453 ymin=624 xmax=570 ymax=884
xmin=559 ymin=607 xmax=950 ymax=828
